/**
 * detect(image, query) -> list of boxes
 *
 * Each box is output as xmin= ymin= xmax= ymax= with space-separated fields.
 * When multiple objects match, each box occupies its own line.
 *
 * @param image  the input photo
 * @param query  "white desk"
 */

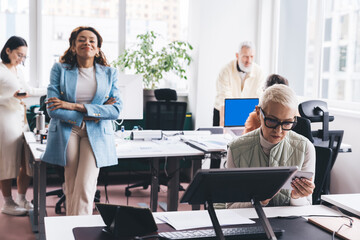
xmin=44 ymin=205 xmax=341 ymax=240
xmin=24 ymin=132 xmax=47 ymax=239
xmin=321 ymin=194 xmax=360 ymax=217
xmin=25 ymin=132 xmax=204 ymax=240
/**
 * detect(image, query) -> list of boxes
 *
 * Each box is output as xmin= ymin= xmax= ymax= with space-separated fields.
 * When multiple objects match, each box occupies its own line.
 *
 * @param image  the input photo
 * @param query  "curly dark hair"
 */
xmin=59 ymin=26 xmax=109 ymax=68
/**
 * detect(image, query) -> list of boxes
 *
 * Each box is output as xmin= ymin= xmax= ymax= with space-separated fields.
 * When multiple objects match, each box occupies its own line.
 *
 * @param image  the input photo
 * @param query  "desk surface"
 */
xmin=24 ymin=132 xmax=204 ymax=160
xmin=321 ymin=193 xmax=360 ymax=217
xmin=45 ymin=205 xmax=341 ymax=240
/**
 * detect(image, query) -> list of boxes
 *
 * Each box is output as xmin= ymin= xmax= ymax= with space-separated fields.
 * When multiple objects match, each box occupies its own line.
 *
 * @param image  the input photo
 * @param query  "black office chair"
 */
xmin=125 ymin=88 xmax=187 ymax=197
xmin=298 ymin=100 xmax=344 ymax=195
xmin=145 ymin=88 xmax=187 ymax=130
xmin=313 ymin=146 xmax=333 ymax=205
xmin=292 ymin=116 xmax=314 ymax=143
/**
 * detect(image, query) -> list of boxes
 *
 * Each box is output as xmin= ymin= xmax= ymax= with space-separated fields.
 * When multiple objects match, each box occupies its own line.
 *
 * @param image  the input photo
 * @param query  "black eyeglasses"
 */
xmin=259 ymin=107 xmax=297 ymax=131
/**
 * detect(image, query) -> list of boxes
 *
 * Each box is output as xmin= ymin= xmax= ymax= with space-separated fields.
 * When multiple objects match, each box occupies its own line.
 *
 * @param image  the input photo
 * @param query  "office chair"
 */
xmin=125 ymin=88 xmax=187 ymax=197
xmin=313 ymin=146 xmax=333 ymax=205
xmin=145 ymin=88 xmax=187 ymax=130
xmin=298 ymin=100 xmax=344 ymax=195
xmin=292 ymin=116 xmax=314 ymax=143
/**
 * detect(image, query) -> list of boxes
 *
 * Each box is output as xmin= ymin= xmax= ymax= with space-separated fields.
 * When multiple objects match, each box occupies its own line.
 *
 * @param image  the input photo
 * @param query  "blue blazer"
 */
xmin=41 ymin=62 xmax=122 ymax=168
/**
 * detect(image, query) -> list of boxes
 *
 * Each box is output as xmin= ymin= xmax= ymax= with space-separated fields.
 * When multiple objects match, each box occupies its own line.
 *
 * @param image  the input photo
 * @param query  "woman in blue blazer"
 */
xmin=41 ymin=26 xmax=122 ymax=215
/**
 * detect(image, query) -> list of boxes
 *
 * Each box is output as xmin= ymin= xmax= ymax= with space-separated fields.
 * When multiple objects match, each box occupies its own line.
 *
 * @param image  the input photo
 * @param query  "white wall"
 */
xmin=329 ymin=112 xmax=360 ymax=194
xmin=277 ymin=0 xmax=308 ymax=95
xmin=188 ymin=0 xmax=261 ymax=129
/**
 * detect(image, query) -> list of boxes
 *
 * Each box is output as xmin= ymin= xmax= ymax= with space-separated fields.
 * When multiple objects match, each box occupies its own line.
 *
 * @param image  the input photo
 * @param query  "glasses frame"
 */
xmin=259 ymin=107 xmax=297 ymax=131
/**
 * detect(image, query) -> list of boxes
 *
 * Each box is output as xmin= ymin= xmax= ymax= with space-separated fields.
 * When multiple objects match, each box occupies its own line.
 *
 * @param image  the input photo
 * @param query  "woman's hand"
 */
xmin=104 ymin=97 xmax=116 ymax=105
xmin=260 ymin=198 xmax=272 ymax=206
xmin=291 ymin=178 xmax=315 ymax=199
xmin=46 ymin=97 xmax=75 ymax=111
xmin=13 ymin=90 xmax=29 ymax=100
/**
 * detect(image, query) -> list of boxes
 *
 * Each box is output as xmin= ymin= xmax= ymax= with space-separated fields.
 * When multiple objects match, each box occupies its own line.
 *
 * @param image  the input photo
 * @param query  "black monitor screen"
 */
xmin=180 ymin=167 xmax=297 ymax=205
xmin=224 ymin=98 xmax=259 ymax=127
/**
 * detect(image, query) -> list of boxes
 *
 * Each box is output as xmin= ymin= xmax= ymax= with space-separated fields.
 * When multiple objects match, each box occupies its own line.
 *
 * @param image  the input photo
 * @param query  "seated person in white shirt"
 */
xmin=226 ymin=84 xmax=315 ymax=208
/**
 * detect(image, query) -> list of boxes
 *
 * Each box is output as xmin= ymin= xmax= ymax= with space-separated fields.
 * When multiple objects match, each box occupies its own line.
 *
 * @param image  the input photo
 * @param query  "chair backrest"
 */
xmin=154 ymin=88 xmax=177 ymax=101
xmin=313 ymin=146 xmax=333 ymax=205
xmin=298 ymin=100 xmax=344 ymax=195
xmin=145 ymin=89 xmax=187 ymax=130
xmin=292 ymin=116 xmax=314 ymax=143
xmin=298 ymin=100 xmax=334 ymax=141
xmin=145 ymin=101 xmax=187 ymax=130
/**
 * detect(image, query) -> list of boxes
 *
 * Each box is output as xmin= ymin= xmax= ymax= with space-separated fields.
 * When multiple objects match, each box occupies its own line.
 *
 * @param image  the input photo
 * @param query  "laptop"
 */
xmin=224 ymin=98 xmax=259 ymax=136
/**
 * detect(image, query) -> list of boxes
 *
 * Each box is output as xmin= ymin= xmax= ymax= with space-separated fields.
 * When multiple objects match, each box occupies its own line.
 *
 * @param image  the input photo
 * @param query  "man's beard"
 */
xmin=239 ymin=61 xmax=252 ymax=73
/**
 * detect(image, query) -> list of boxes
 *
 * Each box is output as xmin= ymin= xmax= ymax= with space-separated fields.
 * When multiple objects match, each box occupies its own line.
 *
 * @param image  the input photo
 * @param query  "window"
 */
xmin=305 ymin=0 xmax=360 ymax=110
xmin=3 ymin=0 xmax=189 ymax=93
xmin=125 ymin=0 xmax=189 ymax=92
xmin=40 ymin=0 xmax=119 ymax=87
xmin=0 ymin=0 xmax=30 ymax=80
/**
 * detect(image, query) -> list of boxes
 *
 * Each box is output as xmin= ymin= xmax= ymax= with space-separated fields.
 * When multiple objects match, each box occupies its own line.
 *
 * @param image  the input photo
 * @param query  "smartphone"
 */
xmin=282 ymin=171 xmax=314 ymax=190
xmin=17 ymin=92 xmax=27 ymax=96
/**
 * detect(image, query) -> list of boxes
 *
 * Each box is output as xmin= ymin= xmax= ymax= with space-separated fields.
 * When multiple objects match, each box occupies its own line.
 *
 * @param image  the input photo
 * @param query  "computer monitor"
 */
xmin=224 ymin=98 xmax=259 ymax=127
xmin=181 ymin=167 xmax=297 ymax=205
xmin=118 ymin=73 xmax=143 ymax=120
xmin=180 ymin=167 xmax=297 ymax=240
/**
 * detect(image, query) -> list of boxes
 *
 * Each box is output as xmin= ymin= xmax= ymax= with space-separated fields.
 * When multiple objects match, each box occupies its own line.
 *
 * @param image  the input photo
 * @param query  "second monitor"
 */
xmin=224 ymin=98 xmax=259 ymax=127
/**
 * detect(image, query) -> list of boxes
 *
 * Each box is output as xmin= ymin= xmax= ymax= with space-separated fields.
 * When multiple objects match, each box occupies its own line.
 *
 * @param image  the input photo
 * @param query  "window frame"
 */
xmin=303 ymin=0 xmax=360 ymax=113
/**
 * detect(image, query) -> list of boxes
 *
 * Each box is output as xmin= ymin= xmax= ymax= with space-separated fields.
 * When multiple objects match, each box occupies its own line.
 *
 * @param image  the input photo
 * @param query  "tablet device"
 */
xmin=95 ymin=203 xmax=158 ymax=238
xmin=282 ymin=171 xmax=314 ymax=190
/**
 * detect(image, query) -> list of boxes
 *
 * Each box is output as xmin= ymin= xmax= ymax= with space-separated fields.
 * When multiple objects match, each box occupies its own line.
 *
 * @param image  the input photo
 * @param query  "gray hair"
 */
xmin=239 ymin=41 xmax=255 ymax=52
xmin=259 ymin=84 xmax=298 ymax=111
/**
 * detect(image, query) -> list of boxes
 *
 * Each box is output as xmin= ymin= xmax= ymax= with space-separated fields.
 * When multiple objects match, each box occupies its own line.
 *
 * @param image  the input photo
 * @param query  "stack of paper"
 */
xmin=155 ymin=210 xmax=254 ymax=230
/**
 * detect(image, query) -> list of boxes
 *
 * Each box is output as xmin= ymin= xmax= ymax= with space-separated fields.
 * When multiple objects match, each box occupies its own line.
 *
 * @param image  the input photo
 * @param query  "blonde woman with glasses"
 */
xmin=226 ymin=84 xmax=315 ymax=208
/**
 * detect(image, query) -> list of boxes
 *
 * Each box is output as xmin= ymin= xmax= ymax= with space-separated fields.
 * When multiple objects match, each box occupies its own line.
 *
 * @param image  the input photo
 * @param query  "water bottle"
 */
xmin=36 ymin=111 xmax=45 ymax=135
xmin=121 ymin=126 xmax=125 ymax=139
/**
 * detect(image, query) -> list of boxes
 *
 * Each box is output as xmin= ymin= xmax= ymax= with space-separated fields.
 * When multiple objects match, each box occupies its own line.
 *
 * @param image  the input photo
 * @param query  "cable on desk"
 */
xmin=162 ymin=131 xmax=184 ymax=137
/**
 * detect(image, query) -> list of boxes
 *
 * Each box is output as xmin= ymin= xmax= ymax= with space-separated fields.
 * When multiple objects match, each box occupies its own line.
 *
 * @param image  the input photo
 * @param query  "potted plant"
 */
xmin=113 ymin=31 xmax=193 ymax=90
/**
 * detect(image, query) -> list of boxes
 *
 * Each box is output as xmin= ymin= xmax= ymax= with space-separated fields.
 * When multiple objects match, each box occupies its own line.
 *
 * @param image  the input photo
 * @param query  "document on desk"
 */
xmin=155 ymin=209 xmax=254 ymax=230
xmin=180 ymin=134 xmax=231 ymax=152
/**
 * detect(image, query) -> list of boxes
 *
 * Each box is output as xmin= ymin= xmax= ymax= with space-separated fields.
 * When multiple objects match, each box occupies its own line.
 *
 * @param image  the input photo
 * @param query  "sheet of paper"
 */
xmin=155 ymin=209 xmax=254 ymax=231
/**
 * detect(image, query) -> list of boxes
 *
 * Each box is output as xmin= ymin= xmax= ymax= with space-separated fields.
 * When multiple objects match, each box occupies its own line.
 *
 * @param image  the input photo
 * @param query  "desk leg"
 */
xmin=191 ymin=158 xmax=202 ymax=210
xmin=167 ymin=157 xmax=180 ymax=211
xmin=150 ymin=158 xmax=159 ymax=212
xmin=38 ymin=161 xmax=47 ymax=240
xmin=30 ymin=158 xmax=39 ymax=232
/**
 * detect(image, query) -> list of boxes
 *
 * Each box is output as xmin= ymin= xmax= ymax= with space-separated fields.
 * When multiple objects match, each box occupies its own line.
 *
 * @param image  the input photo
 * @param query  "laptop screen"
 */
xmin=224 ymin=98 xmax=259 ymax=127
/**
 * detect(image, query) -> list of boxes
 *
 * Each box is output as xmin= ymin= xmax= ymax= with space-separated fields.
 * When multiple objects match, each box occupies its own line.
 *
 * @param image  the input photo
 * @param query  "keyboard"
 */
xmin=158 ymin=226 xmax=284 ymax=239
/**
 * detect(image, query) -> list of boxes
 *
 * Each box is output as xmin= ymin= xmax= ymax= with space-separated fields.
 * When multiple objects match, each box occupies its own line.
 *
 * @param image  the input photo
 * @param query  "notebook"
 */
xmin=308 ymin=216 xmax=360 ymax=240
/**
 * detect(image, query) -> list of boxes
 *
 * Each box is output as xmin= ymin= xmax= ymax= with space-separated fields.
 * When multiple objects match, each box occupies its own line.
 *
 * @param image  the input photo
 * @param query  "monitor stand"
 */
xmin=206 ymin=199 xmax=277 ymax=240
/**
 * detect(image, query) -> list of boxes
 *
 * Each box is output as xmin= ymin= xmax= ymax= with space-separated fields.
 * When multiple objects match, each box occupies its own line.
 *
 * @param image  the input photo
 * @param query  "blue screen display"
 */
xmin=224 ymin=98 xmax=259 ymax=127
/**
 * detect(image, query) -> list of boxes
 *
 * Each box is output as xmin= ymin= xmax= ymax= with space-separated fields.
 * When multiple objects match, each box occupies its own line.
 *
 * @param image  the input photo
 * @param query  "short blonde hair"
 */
xmin=259 ymin=84 xmax=298 ymax=111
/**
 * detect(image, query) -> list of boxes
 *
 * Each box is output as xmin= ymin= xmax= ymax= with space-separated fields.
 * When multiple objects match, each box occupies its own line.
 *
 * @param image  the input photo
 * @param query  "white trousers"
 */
xmin=65 ymin=122 xmax=99 ymax=215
